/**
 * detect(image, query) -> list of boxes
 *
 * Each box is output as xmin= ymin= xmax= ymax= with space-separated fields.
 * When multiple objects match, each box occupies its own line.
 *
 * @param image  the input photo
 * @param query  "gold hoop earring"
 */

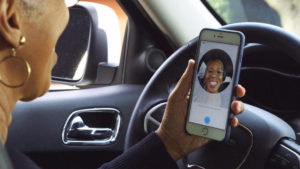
xmin=0 ymin=36 xmax=31 ymax=88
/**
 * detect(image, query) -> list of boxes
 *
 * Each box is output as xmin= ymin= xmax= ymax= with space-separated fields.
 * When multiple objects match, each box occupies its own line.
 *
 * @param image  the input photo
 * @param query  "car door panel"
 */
xmin=6 ymin=85 xmax=143 ymax=168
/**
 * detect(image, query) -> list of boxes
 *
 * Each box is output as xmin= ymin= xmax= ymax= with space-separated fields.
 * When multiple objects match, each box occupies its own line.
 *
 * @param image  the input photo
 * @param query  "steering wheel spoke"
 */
xmin=266 ymin=139 xmax=300 ymax=169
xmin=144 ymin=102 xmax=166 ymax=133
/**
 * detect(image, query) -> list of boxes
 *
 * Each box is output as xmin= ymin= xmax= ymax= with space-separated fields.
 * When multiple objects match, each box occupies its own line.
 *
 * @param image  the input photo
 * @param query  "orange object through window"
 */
xmin=82 ymin=0 xmax=128 ymax=45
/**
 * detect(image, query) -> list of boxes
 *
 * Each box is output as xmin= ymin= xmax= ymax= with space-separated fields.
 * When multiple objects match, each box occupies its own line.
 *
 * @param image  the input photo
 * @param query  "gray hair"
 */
xmin=18 ymin=0 xmax=45 ymax=22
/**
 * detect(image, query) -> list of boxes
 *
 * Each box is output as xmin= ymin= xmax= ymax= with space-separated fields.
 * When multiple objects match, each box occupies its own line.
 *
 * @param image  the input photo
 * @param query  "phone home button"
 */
xmin=201 ymin=127 xmax=208 ymax=135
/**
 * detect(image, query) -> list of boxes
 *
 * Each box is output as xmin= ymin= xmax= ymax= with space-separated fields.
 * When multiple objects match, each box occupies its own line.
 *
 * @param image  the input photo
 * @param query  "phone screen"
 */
xmin=188 ymin=40 xmax=239 ymax=130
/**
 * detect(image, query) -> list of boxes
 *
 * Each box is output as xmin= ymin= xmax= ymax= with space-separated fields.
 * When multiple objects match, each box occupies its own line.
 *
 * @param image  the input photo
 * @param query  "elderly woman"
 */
xmin=0 ymin=0 xmax=245 ymax=169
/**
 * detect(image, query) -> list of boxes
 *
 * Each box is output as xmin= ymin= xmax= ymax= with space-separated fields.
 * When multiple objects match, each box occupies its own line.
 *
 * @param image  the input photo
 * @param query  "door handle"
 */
xmin=67 ymin=116 xmax=113 ymax=140
xmin=62 ymin=108 xmax=121 ymax=145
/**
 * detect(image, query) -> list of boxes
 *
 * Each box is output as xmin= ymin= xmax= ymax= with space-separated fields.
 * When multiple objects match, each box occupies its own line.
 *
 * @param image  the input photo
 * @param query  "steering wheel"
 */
xmin=125 ymin=22 xmax=299 ymax=169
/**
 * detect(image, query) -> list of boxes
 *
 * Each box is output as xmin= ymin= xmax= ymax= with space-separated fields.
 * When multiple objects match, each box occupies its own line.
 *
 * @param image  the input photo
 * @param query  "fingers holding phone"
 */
xmin=156 ymin=57 xmax=246 ymax=161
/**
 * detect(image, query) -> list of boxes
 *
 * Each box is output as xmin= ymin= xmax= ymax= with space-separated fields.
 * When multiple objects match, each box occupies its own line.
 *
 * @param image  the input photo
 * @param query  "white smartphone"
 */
xmin=185 ymin=28 xmax=245 ymax=141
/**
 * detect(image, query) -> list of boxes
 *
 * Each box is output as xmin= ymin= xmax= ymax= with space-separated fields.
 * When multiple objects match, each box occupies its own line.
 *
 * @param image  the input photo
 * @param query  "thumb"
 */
xmin=172 ymin=59 xmax=195 ymax=98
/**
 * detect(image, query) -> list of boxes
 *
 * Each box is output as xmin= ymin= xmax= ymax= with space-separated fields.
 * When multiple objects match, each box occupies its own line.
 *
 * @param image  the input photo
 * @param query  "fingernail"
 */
xmin=238 ymin=103 xmax=242 ymax=112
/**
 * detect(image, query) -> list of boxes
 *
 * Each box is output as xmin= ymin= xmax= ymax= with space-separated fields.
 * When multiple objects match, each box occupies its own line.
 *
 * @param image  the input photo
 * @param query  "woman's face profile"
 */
xmin=204 ymin=60 xmax=224 ymax=93
xmin=16 ymin=0 xmax=70 ymax=100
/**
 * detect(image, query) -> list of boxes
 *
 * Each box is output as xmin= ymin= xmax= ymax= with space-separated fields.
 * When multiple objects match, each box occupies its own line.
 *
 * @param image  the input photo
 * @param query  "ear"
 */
xmin=0 ymin=0 xmax=21 ymax=48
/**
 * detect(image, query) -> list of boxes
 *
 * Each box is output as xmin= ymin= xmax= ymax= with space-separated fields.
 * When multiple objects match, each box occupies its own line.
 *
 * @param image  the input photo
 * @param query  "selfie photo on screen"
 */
xmin=198 ymin=49 xmax=233 ymax=94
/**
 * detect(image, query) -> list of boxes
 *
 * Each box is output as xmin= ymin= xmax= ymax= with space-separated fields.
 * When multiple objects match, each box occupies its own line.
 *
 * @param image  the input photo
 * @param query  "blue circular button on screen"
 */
xmin=204 ymin=116 xmax=210 ymax=124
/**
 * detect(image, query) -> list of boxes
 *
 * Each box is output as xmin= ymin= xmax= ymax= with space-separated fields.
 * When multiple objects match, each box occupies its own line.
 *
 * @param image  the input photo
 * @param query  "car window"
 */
xmin=50 ymin=0 xmax=128 ymax=90
xmin=82 ymin=0 xmax=128 ymax=65
xmin=206 ymin=0 xmax=300 ymax=37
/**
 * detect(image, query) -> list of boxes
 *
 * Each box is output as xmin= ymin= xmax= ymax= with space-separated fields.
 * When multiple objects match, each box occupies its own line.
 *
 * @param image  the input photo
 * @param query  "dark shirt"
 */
xmin=0 ymin=140 xmax=13 ymax=169
xmin=2 ymin=133 xmax=178 ymax=169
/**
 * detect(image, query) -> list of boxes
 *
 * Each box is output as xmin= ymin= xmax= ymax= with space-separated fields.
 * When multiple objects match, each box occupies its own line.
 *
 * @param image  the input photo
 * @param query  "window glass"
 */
xmin=50 ymin=0 xmax=128 ymax=90
xmin=86 ymin=0 xmax=128 ymax=65
xmin=206 ymin=0 xmax=300 ymax=36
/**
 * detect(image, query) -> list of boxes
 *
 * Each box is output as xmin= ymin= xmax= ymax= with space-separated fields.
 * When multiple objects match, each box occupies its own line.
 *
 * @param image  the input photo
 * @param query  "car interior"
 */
xmin=6 ymin=0 xmax=300 ymax=169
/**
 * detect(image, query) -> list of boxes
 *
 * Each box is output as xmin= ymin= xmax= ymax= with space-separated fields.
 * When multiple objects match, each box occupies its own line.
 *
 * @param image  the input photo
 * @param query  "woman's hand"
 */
xmin=156 ymin=59 xmax=246 ymax=161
